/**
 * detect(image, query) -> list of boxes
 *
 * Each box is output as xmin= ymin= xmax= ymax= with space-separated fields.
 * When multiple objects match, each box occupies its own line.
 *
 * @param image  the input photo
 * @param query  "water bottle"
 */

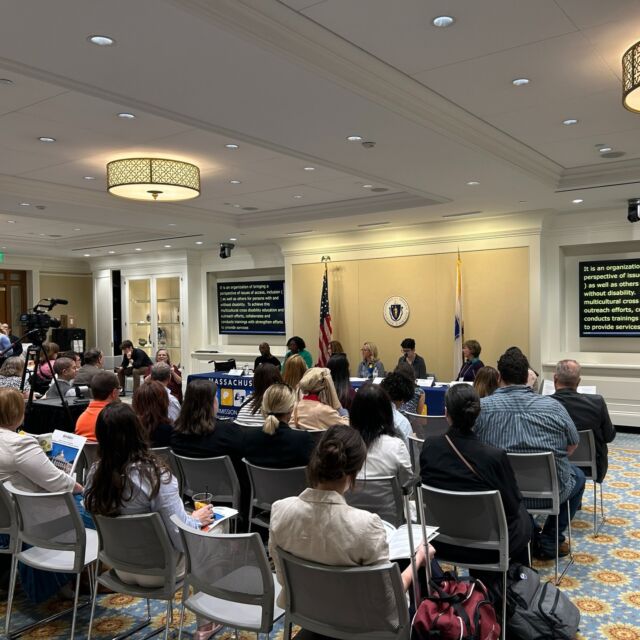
xmin=373 ymin=366 xmax=379 ymax=379
xmin=242 ymin=364 xmax=249 ymax=376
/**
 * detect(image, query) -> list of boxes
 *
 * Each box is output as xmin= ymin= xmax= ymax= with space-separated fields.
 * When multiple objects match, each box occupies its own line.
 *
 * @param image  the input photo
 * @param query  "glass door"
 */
xmin=156 ymin=276 xmax=181 ymax=365
xmin=127 ymin=278 xmax=152 ymax=356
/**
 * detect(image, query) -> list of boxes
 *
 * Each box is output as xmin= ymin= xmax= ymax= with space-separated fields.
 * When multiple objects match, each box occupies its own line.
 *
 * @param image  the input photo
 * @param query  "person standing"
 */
xmin=117 ymin=340 xmax=152 ymax=393
xmin=397 ymin=338 xmax=427 ymax=379
xmin=254 ymin=342 xmax=281 ymax=369
xmin=551 ymin=359 xmax=615 ymax=483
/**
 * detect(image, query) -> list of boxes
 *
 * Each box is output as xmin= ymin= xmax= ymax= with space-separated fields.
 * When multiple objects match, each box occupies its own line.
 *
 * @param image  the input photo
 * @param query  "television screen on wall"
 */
xmin=579 ymin=259 xmax=640 ymax=337
xmin=217 ymin=280 xmax=285 ymax=335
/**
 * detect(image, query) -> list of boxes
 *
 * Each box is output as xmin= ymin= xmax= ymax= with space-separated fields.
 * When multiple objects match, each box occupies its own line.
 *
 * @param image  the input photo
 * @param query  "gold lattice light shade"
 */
xmin=106 ymin=158 xmax=200 ymax=201
xmin=623 ymin=41 xmax=640 ymax=113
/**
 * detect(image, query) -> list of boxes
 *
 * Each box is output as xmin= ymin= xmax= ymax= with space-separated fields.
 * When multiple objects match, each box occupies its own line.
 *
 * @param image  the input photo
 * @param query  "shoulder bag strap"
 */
xmin=444 ymin=434 xmax=481 ymax=478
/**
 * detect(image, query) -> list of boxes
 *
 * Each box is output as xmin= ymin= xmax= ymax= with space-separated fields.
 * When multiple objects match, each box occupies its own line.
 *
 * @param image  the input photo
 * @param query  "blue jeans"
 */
xmin=539 ymin=465 xmax=586 ymax=553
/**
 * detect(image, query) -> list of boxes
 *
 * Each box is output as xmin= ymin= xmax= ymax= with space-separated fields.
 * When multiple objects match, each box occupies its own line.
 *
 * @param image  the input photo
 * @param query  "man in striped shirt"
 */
xmin=474 ymin=348 xmax=585 ymax=560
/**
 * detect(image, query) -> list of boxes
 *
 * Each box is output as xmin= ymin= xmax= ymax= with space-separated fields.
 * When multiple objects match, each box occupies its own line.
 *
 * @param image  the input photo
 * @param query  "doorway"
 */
xmin=0 ymin=269 xmax=27 ymax=335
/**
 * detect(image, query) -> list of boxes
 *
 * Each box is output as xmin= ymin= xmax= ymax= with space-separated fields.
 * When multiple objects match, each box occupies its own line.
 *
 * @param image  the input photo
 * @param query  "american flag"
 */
xmin=317 ymin=263 xmax=332 ymax=366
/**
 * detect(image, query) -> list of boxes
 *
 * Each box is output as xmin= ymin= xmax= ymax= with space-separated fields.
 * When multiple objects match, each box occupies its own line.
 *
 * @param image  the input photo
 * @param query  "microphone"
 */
xmin=46 ymin=298 xmax=69 ymax=305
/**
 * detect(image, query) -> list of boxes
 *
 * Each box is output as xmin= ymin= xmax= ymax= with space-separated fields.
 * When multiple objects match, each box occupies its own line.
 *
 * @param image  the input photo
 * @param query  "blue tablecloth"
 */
xmin=188 ymin=371 xmax=448 ymax=419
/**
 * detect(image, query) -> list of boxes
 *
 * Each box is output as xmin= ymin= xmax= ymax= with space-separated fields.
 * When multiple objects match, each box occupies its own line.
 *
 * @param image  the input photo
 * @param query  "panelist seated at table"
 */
xmin=290 ymin=367 xmax=349 ymax=431
xmin=356 ymin=341 xmax=385 ymax=378
xmin=254 ymin=342 xmax=281 ymax=370
xmin=282 ymin=336 xmax=313 ymax=369
xmin=397 ymin=337 xmax=427 ymax=380
xmin=456 ymin=339 xmax=484 ymax=382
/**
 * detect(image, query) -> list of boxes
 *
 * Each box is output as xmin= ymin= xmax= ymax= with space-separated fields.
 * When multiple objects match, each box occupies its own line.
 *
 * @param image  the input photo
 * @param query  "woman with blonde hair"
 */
xmin=282 ymin=354 xmax=307 ymax=390
xmin=291 ymin=367 xmax=349 ymax=431
xmin=356 ymin=341 xmax=385 ymax=378
xmin=243 ymin=383 xmax=314 ymax=468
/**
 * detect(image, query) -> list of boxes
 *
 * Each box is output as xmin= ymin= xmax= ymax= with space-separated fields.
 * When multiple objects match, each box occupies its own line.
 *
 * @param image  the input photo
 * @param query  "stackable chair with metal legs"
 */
xmin=3 ymin=482 xmax=99 ymax=640
xmin=570 ymin=429 xmax=605 ymax=536
xmin=507 ymin=451 xmax=574 ymax=584
xmin=344 ymin=475 xmax=405 ymax=527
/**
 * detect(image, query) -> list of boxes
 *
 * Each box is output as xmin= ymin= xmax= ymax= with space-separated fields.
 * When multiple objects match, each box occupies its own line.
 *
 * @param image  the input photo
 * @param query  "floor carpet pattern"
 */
xmin=1 ymin=433 xmax=639 ymax=639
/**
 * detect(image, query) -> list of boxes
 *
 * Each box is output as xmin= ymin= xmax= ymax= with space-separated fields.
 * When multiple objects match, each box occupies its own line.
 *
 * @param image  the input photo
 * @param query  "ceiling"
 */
xmin=1 ymin=0 xmax=640 ymax=259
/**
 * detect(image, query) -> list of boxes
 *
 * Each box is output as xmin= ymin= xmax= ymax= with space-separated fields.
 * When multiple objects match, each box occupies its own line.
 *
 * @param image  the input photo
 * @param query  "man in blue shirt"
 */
xmin=0 ymin=323 xmax=13 ymax=363
xmin=474 ymin=348 xmax=585 ymax=560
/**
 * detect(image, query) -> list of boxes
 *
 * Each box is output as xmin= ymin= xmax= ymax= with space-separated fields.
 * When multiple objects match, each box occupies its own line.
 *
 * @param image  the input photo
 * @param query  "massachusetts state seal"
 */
xmin=383 ymin=296 xmax=410 ymax=327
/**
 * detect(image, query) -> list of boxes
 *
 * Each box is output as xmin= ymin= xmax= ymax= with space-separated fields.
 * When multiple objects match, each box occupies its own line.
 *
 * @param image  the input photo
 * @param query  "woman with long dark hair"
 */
xmin=235 ymin=364 xmax=282 ymax=428
xmin=132 ymin=380 xmax=173 ymax=447
xmin=326 ymin=353 xmax=355 ymax=412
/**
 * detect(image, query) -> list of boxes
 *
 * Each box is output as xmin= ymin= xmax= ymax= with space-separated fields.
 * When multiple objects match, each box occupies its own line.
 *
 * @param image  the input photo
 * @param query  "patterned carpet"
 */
xmin=0 ymin=432 xmax=639 ymax=639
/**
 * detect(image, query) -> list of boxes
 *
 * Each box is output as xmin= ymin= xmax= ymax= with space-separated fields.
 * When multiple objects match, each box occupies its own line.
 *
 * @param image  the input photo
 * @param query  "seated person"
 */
xmin=0 ymin=356 xmax=30 ymax=398
xmin=282 ymin=336 xmax=313 ymax=369
xmin=116 ymin=340 xmax=152 ymax=394
xmin=349 ymin=383 xmax=412 ymax=486
xmin=326 ymin=353 xmax=355 ymax=412
xmin=281 ymin=354 xmax=307 ymax=391
xmin=421 ymin=384 xmax=532 ymax=568
xmin=357 ymin=341 xmax=385 ymax=378
xmin=74 ymin=348 xmax=104 ymax=387
xmin=83 ymin=403 xmax=216 ymax=639
xmin=0 ymin=387 xmax=91 ymax=603
xmin=33 ymin=341 xmax=59 ymax=393
xmin=154 ymin=349 xmax=182 ymax=402
xmin=456 ymin=339 xmax=484 ymax=382
xmin=235 ymin=364 xmax=282 ymax=428
xmin=254 ymin=342 xmax=281 ymax=370
xmin=149 ymin=362 xmax=181 ymax=422
xmin=269 ymin=424 xmax=433 ymax=607
xmin=397 ymin=338 xmax=427 ymax=379
xmin=473 ymin=366 xmax=499 ymax=398
xmin=75 ymin=371 xmax=121 ymax=441
xmin=132 ymin=380 xmax=173 ymax=447
xmin=290 ymin=367 xmax=349 ymax=431
xmin=380 ymin=372 xmax=414 ymax=445
xmin=396 ymin=362 xmax=425 ymax=415
xmin=243 ymin=383 xmax=314 ymax=468
xmin=59 ymin=350 xmax=81 ymax=369
xmin=46 ymin=357 xmax=77 ymax=399
xmin=327 ymin=340 xmax=344 ymax=357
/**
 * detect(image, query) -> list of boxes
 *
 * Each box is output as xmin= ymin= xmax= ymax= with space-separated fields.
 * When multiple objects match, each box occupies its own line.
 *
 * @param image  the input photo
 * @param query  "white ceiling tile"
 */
xmin=555 ymin=0 xmax=640 ymax=29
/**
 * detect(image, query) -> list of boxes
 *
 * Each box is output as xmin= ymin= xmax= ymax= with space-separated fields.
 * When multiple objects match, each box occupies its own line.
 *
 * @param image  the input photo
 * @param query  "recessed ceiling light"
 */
xmin=108 ymin=250 xmax=115 ymax=254
xmin=38 ymin=136 xmax=56 ymax=143
xmin=232 ymin=204 xmax=241 ymax=208
xmin=346 ymin=135 xmax=363 ymax=142
xmin=512 ymin=78 xmax=530 ymax=86
xmin=88 ymin=35 xmax=115 ymax=46
xmin=466 ymin=181 xmax=480 ymax=186
xmin=0 ymin=79 xmax=13 ymax=85
xmin=164 ymin=244 xmax=172 ymax=248
xmin=224 ymin=143 xmax=239 ymax=150
xmin=168 ymin=223 xmax=176 ymax=226
xmin=432 ymin=15 xmax=455 ymax=27
xmin=563 ymin=118 xmax=579 ymax=125
xmin=84 ymin=254 xmax=91 ymax=257
xmin=599 ymin=146 xmax=612 ymax=153
xmin=83 ymin=176 xmax=96 ymax=181
xmin=229 ymin=180 xmax=242 ymax=184
xmin=195 ymin=241 xmax=204 ymax=245
xmin=135 ymin=247 xmax=142 ymax=251
xmin=572 ymin=198 xmax=584 ymax=204
xmin=117 ymin=112 xmax=136 ymax=119
xmin=38 ymin=233 xmax=46 ymax=237
xmin=7 ymin=220 xmax=15 ymax=224
xmin=73 ymin=228 xmax=81 ymax=231
xmin=229 ymin=237 xmax=237 ymax=241
xmin=19 ymin=202 xmax=30 ymax=207
xmin=303 ymin=166 xmax=315 ymax=171
xmin=1 ymin=246 xmax=6 ymax=249
xmin=362 ymin=184 xmax=373 ymax=189
xmin=293 ymin=194 xmax=303 ymax=199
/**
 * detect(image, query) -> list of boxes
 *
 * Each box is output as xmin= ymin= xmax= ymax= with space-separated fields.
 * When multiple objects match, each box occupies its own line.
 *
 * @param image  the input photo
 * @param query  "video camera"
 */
xmin=19 ymin=298 xmax=68 ymax=343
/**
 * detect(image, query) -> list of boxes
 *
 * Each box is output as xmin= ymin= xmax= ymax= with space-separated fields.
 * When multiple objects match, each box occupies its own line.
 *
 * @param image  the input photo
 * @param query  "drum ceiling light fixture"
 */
xmin=106 ymin=157 xmax=200 ymax=201
xmin=623 ymin=41 xmax=640 ymax=112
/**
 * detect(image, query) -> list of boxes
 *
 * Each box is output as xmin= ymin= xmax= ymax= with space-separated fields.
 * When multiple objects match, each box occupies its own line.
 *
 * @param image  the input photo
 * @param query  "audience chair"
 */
xmin=506 ymin=452 xmax=573 ymax=584
xmin=172 ymin=453 xmax=241 ymax=514
xmin=345 ymin=475 xmax=404 ymax=527
xmin=76 ymin=441 xmax=100 ymax=484
xmin=171 ymin=515 xmax=284 ymax=638
xmin=404 ymin=413 xmax=449 ymax=439
xmin=570 ymin=430 xmax=605 ymax=536
xmin=88 ymin=513 xmax=183 ymax=640
xmin=3 ymin=482 xmax=99 ymax=640
xmin=243 ymin=460 xmax=307 ymax=531
xmin=305 ymin=430 xmax=324 ymax=447
xmin=0 ymin=484 xmax=17 ymax=558
xmin=420 ymin=485 xmax=508 ymax=640
xmin=152 ymin=447 xmax=183 ymax=493
xmin=277 ymin=547 xmax=410 ymax=640
xmin=407 ymin=435 xmax=424 ymax=474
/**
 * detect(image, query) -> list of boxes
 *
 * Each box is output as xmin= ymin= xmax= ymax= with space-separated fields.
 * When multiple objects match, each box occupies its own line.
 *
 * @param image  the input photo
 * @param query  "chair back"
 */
xmin=277 ymin=547 xmax=409 ymax=640
xmin=404 ymin=413 xmax=449 ymax=439
xmin=213 ymin=359 xmax=236 ymax=373
xmin=0 ymin=484 xmax=18 ymax=554
xmin=94 ymin=513 xmax=177 ymax=595
xmin=76 ymin=441 xmax=100 ymax=483
xmin=345 ymin=475 xmax=404 ymax=527
xmin=506 ymin=451 xmax=559 ymax=515
xmin=421 ymin=484 xmax=509 ymax=572
xmin=172 ymin=516 xmax=279 ymax=633
xmin=172 ymin=454 xmax=241 ymax=510
xmin=569 ymin=430 xmax=597 ymax=481
xmin=152 ymin=447 xmax=182 ymax=489
xmin=244 ymin=460 xmax=307 ymax=520
xmin=3 ymin=481 xmax=87 ymax=573
xmin=407 ymin=435 xmax=424 ymax=474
